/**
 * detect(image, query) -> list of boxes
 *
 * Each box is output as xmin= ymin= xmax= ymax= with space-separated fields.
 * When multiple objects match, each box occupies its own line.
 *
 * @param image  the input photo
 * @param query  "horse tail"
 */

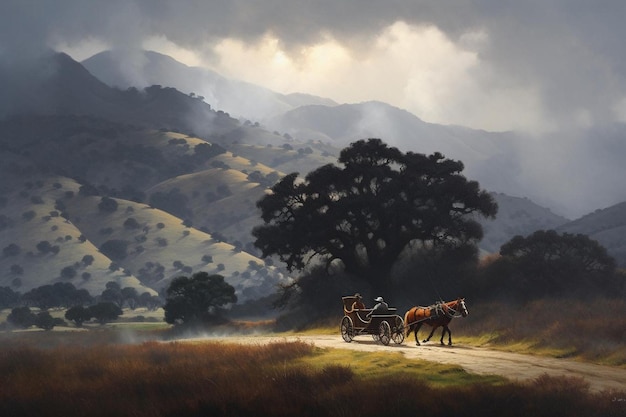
xmin=404 ymin=308 xmax=414 ymax=337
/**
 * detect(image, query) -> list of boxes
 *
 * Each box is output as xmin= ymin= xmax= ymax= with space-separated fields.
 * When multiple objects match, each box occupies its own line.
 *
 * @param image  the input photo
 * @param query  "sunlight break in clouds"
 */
xmin=203 ymin=21 xmax=546 ymax=132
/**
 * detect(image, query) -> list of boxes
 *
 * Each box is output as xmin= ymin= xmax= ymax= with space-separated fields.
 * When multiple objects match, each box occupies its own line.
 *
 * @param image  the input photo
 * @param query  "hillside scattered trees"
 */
xmin=253 ymin=138 xmax=497 ymax=295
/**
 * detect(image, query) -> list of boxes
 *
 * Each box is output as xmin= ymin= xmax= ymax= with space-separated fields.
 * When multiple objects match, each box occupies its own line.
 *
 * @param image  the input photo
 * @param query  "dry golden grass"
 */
xmin=0 ymin=329 xmax=624 ymax=417
xmin=451 ymin=297 xmax=626 ymax=366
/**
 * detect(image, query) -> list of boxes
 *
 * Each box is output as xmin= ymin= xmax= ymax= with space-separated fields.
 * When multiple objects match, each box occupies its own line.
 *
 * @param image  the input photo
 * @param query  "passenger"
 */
xmin=351 ymin=293 xmax=366 ymax=311
xmin=367 ymin=296 xmax=389 ymax=318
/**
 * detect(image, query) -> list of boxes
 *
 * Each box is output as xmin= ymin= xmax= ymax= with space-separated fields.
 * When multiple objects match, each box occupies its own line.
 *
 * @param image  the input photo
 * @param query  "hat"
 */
xmin=374 ymin=296 xmax=384 ymax=302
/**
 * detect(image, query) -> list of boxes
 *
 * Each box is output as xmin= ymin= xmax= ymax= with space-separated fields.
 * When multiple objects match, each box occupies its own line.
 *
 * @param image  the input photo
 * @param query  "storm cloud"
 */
xmin=2 ymin=1 xmax=626 ymax=218
xmin=3 ymin=0 xmax=626 ymax=132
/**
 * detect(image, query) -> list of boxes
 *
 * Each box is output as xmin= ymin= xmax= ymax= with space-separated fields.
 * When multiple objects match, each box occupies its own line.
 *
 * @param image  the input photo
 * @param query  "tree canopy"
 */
xmin=490 ymin=229 xmax=619 ymax=298
xmin=163 ymin=272 xmax=237 ymax=325
xmin=253 ymin=138 xmax=497 ymax=294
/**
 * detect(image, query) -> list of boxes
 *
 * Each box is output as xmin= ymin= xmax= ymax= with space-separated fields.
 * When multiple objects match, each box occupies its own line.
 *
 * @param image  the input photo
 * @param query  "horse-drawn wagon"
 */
xmin=340 ymin=295 xmax=405 ymax=345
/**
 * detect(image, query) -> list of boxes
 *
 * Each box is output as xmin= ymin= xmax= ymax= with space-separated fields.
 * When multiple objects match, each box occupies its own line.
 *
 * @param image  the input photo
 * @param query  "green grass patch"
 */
xmin=298 ymin=346 xmax=507 ymax=387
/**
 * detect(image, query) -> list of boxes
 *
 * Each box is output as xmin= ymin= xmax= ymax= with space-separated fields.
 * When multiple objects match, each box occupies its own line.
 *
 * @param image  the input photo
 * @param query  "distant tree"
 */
xmin=123 ymin=217 xmax=141 ymax=229
xmin=0 ymin=286 xmax=21 ymax=309
xmin=82 ymin=254 xmax=95 ymax=266
xmin=60 ymin=265 xmax=77 ymax=279
xmin=98 ymin=196 xmax=118 ymax=213
xmin=35 ymin=311 xmax=58 ymax=331
xmin=100 ymin=239 xmax=129 ymax=261
xmin=121 ymin=287 xmax=139 ymax=309
xmin=36 ymin=240 xmax=53 ymax=254
xmin=3 ymin=243 xmax=21 ymax=257
xmin=485 ymin=230 xmax=618 ymax=299
xmin=7 ymin=306 xmax=36 ymax=328
xmin=65 ymin=305 xmax=92 ymax=327
xmin=163 ymin=272 xmax=237 ymax=325
xmin=89 ymin=302 xmax=123 ymax=324
xmin=100 ymin=281 xmax=122 ymax=306
xmin=22 ymin=283 xmax=92 ymax=309
xmin=22 ymin=210 xmax=36 ymax=221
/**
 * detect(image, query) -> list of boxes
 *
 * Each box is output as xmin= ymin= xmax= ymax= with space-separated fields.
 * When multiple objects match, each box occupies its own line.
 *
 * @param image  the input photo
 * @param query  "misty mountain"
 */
xmin=267 ymin=101 xmax=626 ymax=219
xmin=479 ymin=193 xmax=569 ymax=253
xmin=80 ymin=49 xmax=626 ymax=219
xmin=1 ymin=50 xmax=625 ymax=303
xmin=82 ymin=50 xmax=337 ymax=121
xmin=556 ymin=202 xmax=626 ymax=267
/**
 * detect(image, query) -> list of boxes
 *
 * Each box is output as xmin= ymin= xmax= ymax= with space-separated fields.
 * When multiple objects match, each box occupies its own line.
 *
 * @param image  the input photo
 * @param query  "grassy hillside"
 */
xmin=0 ymin=116 xmax=305 ymax=301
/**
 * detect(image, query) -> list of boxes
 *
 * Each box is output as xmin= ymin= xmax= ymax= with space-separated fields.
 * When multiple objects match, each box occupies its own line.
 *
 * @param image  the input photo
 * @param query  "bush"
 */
xmin=3 ymin=243 xmax=21 ymax=257
xmin=60 ymin=266 xmax=77 ymax=279
xmin=100 ymin=240 xmax=129 ymax=261
xmin=98 ymin=196 xmax=118 ymax=213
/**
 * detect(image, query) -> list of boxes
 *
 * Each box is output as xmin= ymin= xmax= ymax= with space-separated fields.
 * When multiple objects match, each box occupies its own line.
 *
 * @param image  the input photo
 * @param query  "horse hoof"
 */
xmin=416 ymin=342 xmax=420 ymax=346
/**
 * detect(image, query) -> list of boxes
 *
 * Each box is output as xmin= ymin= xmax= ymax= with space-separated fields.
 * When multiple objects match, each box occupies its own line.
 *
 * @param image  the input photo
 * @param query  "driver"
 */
xmin=366 ymin=296 xmax=389 ymax=318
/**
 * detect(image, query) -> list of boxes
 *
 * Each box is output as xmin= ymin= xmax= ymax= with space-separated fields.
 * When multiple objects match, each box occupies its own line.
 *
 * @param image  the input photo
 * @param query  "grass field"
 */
xmin=0 ymin=330 xmax=624 ymax=417
xmin=1 ymin=297 xmax=626 ymax=416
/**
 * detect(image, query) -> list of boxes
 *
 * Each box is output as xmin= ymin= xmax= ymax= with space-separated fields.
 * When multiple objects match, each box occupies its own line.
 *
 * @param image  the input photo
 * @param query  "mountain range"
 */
xmin=1 ymin=49 xmax=625 ymax=304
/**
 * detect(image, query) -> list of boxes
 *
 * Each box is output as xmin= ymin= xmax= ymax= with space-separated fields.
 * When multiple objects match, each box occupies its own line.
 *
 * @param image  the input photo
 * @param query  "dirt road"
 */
xmin=205 ymin=334 xmax=626 ymax=393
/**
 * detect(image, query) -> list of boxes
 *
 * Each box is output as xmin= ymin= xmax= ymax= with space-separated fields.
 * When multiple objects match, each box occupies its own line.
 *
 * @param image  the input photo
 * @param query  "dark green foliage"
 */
xmin=121 ymin=287 xmax=139 ymax=309
xmin=483 ymin=230 xmax=619 ymax=300
xmin=123 ymin=217 xmax=141 ymax=229
xmin=22 ymin=283 xmax=92 ymax=309
xmin=0 ymin=286 xmax=20 ymax=309
xmin=100 ymin=239 xmax=129 ymax=261
xmin=35 ymin=311 xmax=60 ymax=331
xmin=22 ymin=210 xmax=36 ymax=221
xmin=7 ymin=306 xmax=36 ymax=328
xmin=60 ymin=265 xmax=77 ymax=279
xmin=149 ymin=188 xmax=192 ymax=220
xmin=36 ymin=240 xmax=53 ymax=254
xmin=164 ymin=272 xmax=237 ymax=325
xmin=65 ymin=305 xmax=92 ymax=327
xmin=0 ymin=214 xmax=14 ymax=230
xmin=98 ymin=196 xmax=118 ymax=213
xmin=89 ymin=302 xmax=123 ymax=324
xmin=253 ymin=138 xmax=497 ymax=295
xmin=3 ymin=243 xmax=21 ymax=257
xmin=81 ymin=254 xmax=94 ymax=266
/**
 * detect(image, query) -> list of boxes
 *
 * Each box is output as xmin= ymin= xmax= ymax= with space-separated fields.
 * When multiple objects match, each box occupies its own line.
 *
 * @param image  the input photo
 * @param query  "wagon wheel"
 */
xmin=371 ymin=334 xmax=380 ymax=342
xmin=340 ymin=316 xmax=354 ymax=342
xmin=378 ymin=320 xmax=391 ymax=346
xmin=391 ymin=316 xmax=405 ymax=345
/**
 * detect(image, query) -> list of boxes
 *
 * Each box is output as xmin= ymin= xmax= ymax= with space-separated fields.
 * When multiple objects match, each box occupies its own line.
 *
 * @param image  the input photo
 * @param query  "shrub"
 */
xmin=124 ymin=217 xmax=141 ymax=229
xmin=100 ymin=240 xmax=129 ymax=261
xmin=98 ymin=196 xmax=118 ymax=213
xmin=3 ymin=243 xmax=21 ymax=257
xmin=22 ymin=210 xmax=36 ymax=221
xmin=60 ymin=266 xmax=77 ymax=279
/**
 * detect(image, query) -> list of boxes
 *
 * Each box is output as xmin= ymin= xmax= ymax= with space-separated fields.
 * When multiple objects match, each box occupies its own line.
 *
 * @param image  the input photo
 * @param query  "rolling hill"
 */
xmin=1 ymin=50 xmax=625 ymax=307
xmin=82 ymin=49 xmax=337 ymax=121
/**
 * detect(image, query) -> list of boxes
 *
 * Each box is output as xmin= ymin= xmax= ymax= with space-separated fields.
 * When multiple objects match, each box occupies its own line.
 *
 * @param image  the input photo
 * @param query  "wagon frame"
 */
xmin=340 ymin=296 xmax=405 ymax=345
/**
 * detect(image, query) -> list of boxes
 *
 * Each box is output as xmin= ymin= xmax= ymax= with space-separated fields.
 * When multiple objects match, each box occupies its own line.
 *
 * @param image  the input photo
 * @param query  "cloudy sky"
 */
xmin=3 ymin=0 xmax=626 ymax=134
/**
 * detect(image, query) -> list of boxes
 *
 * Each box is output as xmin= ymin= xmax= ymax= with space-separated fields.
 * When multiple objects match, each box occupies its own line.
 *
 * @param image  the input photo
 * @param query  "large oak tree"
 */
xmin=253 ymin=139 xmax=497 ymax=294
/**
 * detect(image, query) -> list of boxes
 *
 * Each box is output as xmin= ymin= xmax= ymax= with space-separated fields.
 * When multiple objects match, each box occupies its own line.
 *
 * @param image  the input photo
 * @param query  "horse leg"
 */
xmin=440 ymin=326 xmax=452 ymax=345
xmin=424 ymin=325 xmax=436 ymax=343
xmin=413 ymin=323 xmax=423 ymax=346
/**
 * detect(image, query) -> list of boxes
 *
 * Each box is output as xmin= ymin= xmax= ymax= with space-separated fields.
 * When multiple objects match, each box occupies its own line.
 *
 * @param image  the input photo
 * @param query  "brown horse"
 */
xmin=403 ymin=298 xmax=468 ymax=346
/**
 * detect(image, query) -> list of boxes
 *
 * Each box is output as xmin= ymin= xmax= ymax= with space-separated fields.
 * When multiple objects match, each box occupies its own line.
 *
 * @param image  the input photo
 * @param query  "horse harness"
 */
xmin=405 ymin=301 xmax=462 ymax=327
